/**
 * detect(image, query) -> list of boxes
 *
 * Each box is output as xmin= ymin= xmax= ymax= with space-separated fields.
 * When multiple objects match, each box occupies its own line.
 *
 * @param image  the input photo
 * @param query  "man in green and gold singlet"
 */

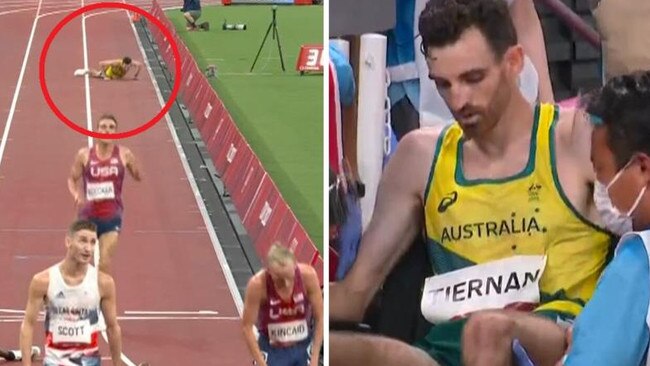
xmin=329 ymin=1 xmax=613 ymax=365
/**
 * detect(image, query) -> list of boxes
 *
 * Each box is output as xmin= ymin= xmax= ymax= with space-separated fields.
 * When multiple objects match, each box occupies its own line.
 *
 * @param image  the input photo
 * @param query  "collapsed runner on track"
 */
xmin=67 ymin=114 xmax=142 ymax=274
xmin=74 ymin=57 xmax=142 ymax=80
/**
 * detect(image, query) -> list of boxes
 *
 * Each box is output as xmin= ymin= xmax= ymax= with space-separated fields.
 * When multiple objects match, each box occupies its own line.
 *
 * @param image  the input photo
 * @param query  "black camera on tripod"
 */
xmin=250 ymin=5 xmax=286 ymax=72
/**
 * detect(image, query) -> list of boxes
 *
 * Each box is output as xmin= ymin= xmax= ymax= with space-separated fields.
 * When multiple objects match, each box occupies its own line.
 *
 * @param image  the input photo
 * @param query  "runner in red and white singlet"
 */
xmin=242 ymin=244 xmax=323 ymax=366
xmin=67 ymin=114 xmax=142 ymax=274
xmin=259 ymin=265 xmax=311 ymax=348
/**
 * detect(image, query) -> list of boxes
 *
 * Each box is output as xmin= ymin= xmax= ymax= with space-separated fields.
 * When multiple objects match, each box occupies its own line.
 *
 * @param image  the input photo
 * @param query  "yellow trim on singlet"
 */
xmin=423 ymin=103 xmax=613 ymax=318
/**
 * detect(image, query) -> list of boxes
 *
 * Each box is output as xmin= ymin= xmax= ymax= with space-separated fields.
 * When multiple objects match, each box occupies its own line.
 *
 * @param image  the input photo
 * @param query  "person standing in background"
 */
xmin=182 ymin=0 xmax=209 ymax=31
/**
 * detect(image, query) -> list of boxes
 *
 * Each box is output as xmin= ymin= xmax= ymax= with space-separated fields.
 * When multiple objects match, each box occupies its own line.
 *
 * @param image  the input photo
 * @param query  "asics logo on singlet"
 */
xmin=90 ymin=166 xmax=119 ymax=178
xmin=441 ymin=213 xmax=546 ymax=243
xmin=438 ymin=191 xmax=458 ymax=213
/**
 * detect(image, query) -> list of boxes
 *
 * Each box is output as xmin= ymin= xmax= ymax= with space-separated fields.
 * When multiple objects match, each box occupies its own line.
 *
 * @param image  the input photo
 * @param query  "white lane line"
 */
xmin=0 ymin=0 xmax=42 ymax=170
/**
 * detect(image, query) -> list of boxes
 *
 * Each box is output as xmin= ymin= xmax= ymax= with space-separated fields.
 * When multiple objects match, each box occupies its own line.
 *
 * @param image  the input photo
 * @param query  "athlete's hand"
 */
xmin=73 ymin=192 xmax=84 ymax=208
xmin=308 ymin=343 xmax=320 ymax=366
xmin=554 ymin=326 xmax=573 ymax=366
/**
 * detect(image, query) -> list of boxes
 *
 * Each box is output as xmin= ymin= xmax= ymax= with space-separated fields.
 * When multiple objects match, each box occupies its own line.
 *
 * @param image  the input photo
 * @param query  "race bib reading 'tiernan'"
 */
xmin=421 ymin=255 xmax=547 ymax=324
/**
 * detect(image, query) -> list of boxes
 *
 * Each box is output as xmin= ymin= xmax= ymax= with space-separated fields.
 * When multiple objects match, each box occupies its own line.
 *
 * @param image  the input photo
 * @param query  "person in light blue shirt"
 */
xmin=329 ymin=43 xmax=355 ymax=107
xmin=559 ymin=71 xmax=650 ymax=366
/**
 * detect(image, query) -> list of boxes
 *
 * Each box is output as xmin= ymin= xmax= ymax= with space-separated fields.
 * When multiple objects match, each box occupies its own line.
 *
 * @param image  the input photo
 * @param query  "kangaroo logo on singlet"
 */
xmin=528 ymin=183 xmax=542 ymax=202
xmin=90 ymin=166 xmax=119 ymax=178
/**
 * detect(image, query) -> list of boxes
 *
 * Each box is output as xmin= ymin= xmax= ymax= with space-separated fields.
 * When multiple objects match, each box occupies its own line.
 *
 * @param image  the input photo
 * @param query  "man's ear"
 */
xmin=502 ymin=44 xmax=524 ymax=80
xmin=638 ymin=153 xmax=650 ymax=183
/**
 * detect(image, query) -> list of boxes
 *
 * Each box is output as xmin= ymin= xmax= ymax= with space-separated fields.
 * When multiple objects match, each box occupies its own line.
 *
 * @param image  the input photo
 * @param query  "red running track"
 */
xmin=0 ymin=1 xmax=249 ymax=365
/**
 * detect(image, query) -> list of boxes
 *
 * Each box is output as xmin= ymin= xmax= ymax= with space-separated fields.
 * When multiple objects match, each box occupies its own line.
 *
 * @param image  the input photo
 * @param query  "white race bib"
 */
xmin=52 ymin=318 xmax=91 ymax=344
xmin=421 ymin=255 xmax=547 ymax=324
xmin=268 ymin=319 xmax=309 ymax=344
xmin=86 ymin=182 xmax=115 ymax=201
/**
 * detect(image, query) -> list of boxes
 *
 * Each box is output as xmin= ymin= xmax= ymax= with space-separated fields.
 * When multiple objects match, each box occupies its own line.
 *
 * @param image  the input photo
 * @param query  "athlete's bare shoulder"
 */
xmin=32 ymin=268 xmax=50 ymax=285
xmin=77 ymin=146 xmax=90 ymax=156
xmin=245 ymin=270 xmax=266 ymax=301
xmin=247 ymin=270 xmax=265 ymax=290
xmin=553 ymin=105 xmax=594 ymax=181
xmin=30 ymin=268 xmax=50 ymax=295
xmin=386 ymin=125 xmax=447 ymax=199
xmin=297 ymin=263 xmax=318 ymax=281
xmin=118 ymin=145 xmax=133 ymax=159
xmin=403 ymin=125 xmax=445 ymax=148
xmin=76 ymin=147 xmax=90 ymax=164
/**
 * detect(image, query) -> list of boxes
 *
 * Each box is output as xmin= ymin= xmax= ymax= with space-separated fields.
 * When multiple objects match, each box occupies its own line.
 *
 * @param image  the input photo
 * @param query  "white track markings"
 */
xmin=80 ymin=3 xmax=136 ymax=365
xmin=0 ymin=309 xmax=238 ymax=323
xmin=0 ymin=308 xmax=238 ymax=322
xmin=0 ymin=8 xmax=37 ymax=17
xmin=0 ymin=0 xmax=42 ymax=170
xmin=81 ymin=0 xmax=93 ymax=148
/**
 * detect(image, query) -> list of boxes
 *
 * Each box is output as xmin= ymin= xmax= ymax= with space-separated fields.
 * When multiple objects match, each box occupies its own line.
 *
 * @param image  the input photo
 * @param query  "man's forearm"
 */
xmin=330 ymin=276 xmax=376 ymax=322
xmin=107 ymin=325 xmax=123 ymax=365
xmin=511 ymin=0 xmax=554 ymax=103
xmin=311 ymin=317 xmax=324 ymax=364
xmin=67 ymin=178 xmax=79 ymax=199
xmin=19 ymin=323 xmax=34 ymax=366
xmin=243 ymin=327 xmax=266 ymax=365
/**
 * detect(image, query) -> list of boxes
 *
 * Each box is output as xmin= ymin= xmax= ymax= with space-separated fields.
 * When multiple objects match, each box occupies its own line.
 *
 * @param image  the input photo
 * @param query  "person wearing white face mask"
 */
xmin=557 ymin=71 xmax=650 ymax=366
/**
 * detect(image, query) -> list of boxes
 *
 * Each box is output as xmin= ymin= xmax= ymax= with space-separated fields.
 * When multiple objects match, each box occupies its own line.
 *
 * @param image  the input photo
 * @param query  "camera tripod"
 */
xmin=250 ymin=6 xmax=286 ymax=72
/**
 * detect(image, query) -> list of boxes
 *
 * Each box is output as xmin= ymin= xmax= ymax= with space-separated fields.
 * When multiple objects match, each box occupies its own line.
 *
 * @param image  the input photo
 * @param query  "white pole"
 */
xmin=356 ymin=33 xmax=387 ymax=231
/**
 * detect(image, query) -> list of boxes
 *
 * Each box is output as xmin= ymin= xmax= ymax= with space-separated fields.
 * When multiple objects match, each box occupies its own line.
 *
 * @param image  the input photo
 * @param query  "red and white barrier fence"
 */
xmin=148 ymin=0 xmax=323 ymax=284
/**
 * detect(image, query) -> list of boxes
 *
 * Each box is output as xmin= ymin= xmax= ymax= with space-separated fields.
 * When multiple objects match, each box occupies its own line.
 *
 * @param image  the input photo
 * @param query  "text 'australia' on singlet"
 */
xmin=258 ymin=267 xmax=312 ymax=347
xmin=44 ymin=264 xmax=101 ymax=365
xmin=420 ymin=103 xmax=613 ymax=325
xmin=81 ymin=145 xmax=125 ymax=220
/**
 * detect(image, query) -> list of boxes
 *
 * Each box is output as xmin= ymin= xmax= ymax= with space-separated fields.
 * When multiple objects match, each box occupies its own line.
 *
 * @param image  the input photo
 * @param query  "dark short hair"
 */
xmin=97 ymin=114 xmax=118 ymax=127
xmin=68 ymin=220 xmax=97 ymax=236
xmin=418 ymin=0 xmax=517 ymax=60
xmin=582 ymin=71 xmax=650 ymax=169
xmin=122 ymin=57 xmax=132 ymax=64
